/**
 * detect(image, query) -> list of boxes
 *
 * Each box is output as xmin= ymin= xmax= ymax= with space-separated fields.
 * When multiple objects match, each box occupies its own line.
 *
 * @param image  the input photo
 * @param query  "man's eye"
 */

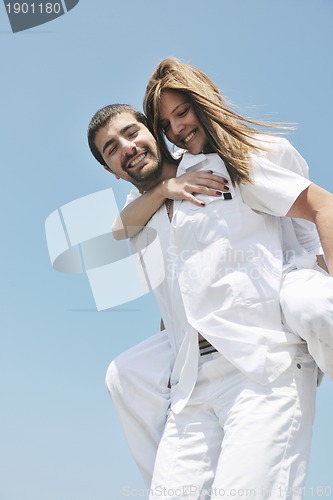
xmin=128 ymin=130 xmax=138 ymax=138
xmin=108 ymin=146 xmax=117 ymax=156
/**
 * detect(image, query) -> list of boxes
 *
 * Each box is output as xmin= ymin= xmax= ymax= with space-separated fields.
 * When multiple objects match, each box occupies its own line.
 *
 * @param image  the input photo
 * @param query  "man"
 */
xmin=88 ymin=104 xmax=332 ymax=498
xmin=88 ymin=104 xmax=180 ymax=485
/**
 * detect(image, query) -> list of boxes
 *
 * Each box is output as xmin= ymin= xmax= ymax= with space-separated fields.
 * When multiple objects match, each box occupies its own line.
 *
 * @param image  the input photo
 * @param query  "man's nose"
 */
xmin=121 ymin=138 xmax=137 ymax=155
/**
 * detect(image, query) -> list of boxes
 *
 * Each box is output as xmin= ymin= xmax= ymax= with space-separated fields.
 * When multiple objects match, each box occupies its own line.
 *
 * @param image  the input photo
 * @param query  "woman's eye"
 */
xmin=179 ymin=107 xmax=189 ymax=117
xmin=162 ymin=124 xmax=170 ymax=133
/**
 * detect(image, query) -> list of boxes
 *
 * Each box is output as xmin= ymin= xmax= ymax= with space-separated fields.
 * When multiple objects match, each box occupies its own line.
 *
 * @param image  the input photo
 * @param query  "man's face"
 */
xmin=94 ymin=112 xmax=162 ymax=190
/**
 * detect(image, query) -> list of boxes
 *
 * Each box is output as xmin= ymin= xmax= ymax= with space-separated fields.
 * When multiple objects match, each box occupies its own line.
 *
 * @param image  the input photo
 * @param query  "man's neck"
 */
xmin=138 ymin=160 xmax=178 ymax=193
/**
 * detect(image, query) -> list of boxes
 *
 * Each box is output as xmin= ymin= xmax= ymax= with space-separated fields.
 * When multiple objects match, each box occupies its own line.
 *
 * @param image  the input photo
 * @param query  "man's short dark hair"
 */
xmin=87 ymin=104 xmax=149 ymax=166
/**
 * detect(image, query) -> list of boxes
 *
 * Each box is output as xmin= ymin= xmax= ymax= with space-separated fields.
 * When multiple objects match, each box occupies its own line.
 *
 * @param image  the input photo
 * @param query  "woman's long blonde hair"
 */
xmin=144 ymin=57 xmax=287 ymax=185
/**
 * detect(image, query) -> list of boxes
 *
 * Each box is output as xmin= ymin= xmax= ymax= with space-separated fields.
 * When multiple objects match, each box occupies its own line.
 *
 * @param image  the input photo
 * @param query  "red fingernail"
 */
xmin=216 ymin=191 xmax=222 ymax=196
xmin=201 ymin=202 xmax=206 ymax=206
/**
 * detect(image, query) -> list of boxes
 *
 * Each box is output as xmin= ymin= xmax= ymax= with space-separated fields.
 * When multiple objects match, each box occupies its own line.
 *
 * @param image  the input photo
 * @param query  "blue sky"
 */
xmin=1 ymin=1 xmax=333 ymax=499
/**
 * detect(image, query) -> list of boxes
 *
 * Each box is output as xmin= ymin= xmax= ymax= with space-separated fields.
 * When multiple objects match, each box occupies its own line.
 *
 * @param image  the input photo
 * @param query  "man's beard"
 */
xmin=122 ymin=147 xmax=163 ymax=189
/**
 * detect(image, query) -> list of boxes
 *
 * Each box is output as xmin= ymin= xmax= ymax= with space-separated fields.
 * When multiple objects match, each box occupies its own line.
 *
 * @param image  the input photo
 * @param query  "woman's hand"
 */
xmin=160 ymin=170 xmax=229 ymax=206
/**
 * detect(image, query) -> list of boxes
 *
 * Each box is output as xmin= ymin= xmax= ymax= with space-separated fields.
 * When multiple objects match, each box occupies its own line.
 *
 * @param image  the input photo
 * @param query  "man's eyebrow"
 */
xmin=120 ymin=122 xmax=138 ymax=134
xmin=102 ymin=123 xmax=138 ymax=154
xmin=102 ymin=138 xmax=115 ymax=154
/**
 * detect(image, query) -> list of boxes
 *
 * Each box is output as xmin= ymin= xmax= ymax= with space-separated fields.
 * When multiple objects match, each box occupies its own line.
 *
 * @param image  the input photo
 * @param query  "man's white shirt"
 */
xmin=126 ymin=137 xmax=318 ymax=413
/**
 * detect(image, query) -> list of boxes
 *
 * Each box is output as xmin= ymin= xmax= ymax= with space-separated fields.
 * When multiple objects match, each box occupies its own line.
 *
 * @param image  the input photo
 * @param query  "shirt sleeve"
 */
xmin=240 ymin=142 xmax=312 ymax=217
xmin=291 ymin=218 xmax=323 ymax=255
xmin=123 ymin=188 xmax=141 ymax=208
xmin=257 ymin=136 xmax=309 ymax=177
xmin=254 ymin=137 xmax=322 ymax=254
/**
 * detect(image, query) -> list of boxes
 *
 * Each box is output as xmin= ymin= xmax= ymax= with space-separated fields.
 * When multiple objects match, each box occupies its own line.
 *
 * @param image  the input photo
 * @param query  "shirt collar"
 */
xmin=177 ymin=153 xmax=208 ymax=176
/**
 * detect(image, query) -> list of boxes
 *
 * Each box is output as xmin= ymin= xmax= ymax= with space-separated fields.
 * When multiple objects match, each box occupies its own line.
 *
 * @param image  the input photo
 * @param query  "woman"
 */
xmin=113 ymin=58 xmax=333 ymax=498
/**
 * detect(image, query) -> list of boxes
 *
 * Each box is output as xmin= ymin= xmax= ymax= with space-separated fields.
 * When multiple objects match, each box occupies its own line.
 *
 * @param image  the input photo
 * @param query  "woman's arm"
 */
xmin=287 ymin=184 xmax=333 ymax=275
xmin=112 ymin=170 xmax=228 ymax=240
xmin=112 ymin=182 xmax=168 ymax=240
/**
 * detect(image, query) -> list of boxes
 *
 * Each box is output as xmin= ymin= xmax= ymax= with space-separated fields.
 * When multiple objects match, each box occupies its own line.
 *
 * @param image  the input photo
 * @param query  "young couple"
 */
xmin=87 ymin=58 xmax=333 ymax=499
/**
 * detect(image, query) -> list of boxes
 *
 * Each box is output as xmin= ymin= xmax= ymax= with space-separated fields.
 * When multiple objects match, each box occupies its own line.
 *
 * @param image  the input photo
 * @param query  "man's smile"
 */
xmin=125 ymin=151 xmax=147 ymax=170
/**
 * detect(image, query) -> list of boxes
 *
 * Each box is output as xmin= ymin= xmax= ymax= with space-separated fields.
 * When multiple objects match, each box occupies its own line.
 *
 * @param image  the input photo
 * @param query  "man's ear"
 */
xmin=103 ymin=165 xmax=120 ymax=180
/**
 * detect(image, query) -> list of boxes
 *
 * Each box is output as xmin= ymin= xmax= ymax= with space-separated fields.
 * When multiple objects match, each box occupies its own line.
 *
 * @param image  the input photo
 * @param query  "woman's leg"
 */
xmin=281 ymin=267 xmax=333 ymax=378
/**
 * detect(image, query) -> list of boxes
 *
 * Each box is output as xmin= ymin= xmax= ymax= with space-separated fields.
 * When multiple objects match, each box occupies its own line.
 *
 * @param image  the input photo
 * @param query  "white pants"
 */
xmin=280 ymin=267 xmax=333 ymax=378
xmin=106 ymin=267 xmax=332 ymax=487
xmin=149 ymin=349 xmax=317 ymax=500
xmin=105 ymin=332 xmax=173 ymax=486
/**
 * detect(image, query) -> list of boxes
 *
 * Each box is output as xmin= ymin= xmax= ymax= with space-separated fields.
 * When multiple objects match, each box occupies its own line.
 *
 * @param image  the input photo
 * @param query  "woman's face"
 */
xmin=158 ymin=90 xmax=208 ymax=154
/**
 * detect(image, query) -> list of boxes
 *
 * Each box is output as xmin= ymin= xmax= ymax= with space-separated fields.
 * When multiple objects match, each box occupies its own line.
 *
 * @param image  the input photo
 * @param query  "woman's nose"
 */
xmin=171 ymin=119 xmax=185 ymax=137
